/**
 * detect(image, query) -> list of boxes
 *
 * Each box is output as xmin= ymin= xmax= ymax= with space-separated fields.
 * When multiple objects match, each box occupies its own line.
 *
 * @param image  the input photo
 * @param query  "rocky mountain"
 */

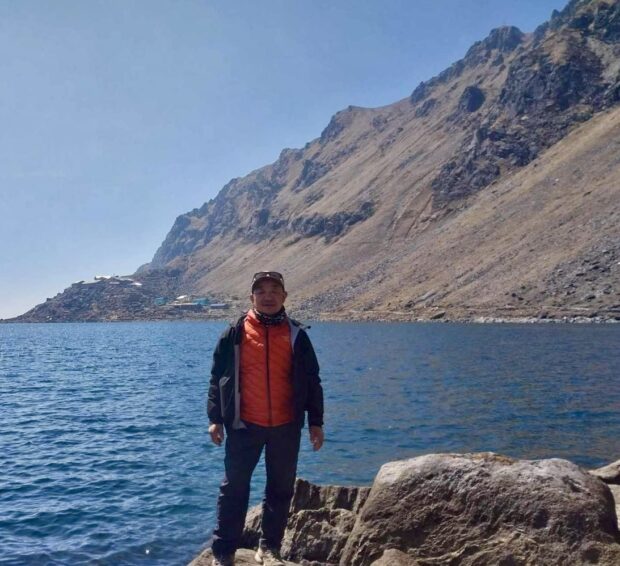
xmin=10 ymin=0 xmax=620 ymax=323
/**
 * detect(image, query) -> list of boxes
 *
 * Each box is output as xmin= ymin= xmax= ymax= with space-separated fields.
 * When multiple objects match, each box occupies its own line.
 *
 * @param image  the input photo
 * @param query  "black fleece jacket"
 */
xmin=207 ymin=315 xmax=324 ymax=429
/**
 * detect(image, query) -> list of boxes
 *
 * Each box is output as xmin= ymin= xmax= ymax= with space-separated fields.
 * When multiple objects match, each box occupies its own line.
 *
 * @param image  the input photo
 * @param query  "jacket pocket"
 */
xmin=219 ymin=375 xmax=234 ymax=418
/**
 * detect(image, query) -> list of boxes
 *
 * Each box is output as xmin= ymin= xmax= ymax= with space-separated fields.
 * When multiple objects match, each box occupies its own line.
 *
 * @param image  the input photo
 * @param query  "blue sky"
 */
xmin=0 ymin=0 xmax=567 ymax=319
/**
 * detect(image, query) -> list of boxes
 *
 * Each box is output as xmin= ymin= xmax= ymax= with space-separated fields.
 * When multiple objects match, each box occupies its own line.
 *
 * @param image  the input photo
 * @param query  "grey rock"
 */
xmin=191 ymin=455 xmax=620 ymax=566
xmin=458 ymin=86 xmax=485 ymax=113
xmin=414 ymin=97 xmax=437 ymax=118
xmin=340 ymin=452 xmax=620 ymax=566
xmin=289 ymin=478 xmax=371 ymax=515
xmin=188 ymin=547 xmax=300 ymax=566
xmin=294 ymin=159 xmax=332 ymax=190
xmin=592 ymin=459 xmax=620 ymax=484
xmin=464 ymin=26 xmax=525 ymax=64
xmin=289 ymin=202 xmax=375 ymax=242
xmin=319 ymin=106 xmax=359 ymax=144
xmin=435 ymin=60 xmax=465 ymax=85
xmin=239 ymin=505 xmax=262 ymax=549
xmin=284 ymin=480 xmax=371 ymax=564
xmin=610 ymin=485 xmax=620 ymax=530
xmin=499 ymin=40 xmax=603 ymax=119
xmin=428 ymin=0 xmax=620 ymax=205
xmin=369 ymin=548 xmax=421 ymax=565
xmin=283 ymin=508 xmax=358 ymax=565
xmin=242 ymin=478 xmax=370 ymax=566
xmin=410 ymin=81 xmax=430 ymax=104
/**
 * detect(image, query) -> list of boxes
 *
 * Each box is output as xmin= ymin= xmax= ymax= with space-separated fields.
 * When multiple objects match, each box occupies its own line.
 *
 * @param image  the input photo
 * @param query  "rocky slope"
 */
xmin=10 ymin=0 xmax=620 ymax=322
xmin=6 ymin=269 xmax=238 ymax=323
xmin=135 ymin=0 xmax=620 ymax=322
xmin=190 ymin=453 xmax=620 ymax=566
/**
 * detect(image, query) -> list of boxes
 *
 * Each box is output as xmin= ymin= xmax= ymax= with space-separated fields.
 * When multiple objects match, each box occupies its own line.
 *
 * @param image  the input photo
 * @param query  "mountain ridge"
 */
xmin=9 ymin=0 xmax=620 ymax=323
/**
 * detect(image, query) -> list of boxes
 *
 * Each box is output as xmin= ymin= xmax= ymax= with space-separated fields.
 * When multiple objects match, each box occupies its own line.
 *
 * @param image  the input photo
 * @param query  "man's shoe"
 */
xmin=212 ymin=553 xmax=234 ymax=566
xmin=254 ymin=546 xmax=284 ymax=565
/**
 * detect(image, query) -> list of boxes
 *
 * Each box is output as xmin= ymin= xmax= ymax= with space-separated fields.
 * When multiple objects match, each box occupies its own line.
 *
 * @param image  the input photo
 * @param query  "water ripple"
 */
xmin=0 ymin=321 xmax=619 ymax=564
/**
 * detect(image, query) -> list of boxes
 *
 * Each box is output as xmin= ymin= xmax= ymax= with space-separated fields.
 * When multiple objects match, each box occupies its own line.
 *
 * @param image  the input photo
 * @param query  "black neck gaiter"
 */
xmin=253 ymin=307 xmax=287 ymax=326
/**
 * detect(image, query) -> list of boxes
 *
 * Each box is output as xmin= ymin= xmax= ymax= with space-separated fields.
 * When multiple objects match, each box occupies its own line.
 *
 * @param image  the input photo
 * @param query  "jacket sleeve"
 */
xmin=207 ymin=328 xmax=231 ymax=424
xmin=301 ymin=331 xmax=324 ymax=427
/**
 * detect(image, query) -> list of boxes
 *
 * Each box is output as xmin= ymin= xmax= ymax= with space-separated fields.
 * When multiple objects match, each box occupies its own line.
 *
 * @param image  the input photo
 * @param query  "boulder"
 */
xmin=191 ymin=455 xmax=620 ymax=566
xmin=458 ymin=86 xmax=486 ymax=113
xmin=340 ymin=453 xmax=620 ymax=566
xmin=591 ymin=459 xmax=620 ymax=484
xmin=242 ymin=478 xmax=370 ymax=565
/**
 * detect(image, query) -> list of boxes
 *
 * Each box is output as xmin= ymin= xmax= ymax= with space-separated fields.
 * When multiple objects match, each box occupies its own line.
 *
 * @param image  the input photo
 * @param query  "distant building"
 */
xmin=94 ymin=274 xmax=137 ymax=283
xmin=209 ymin=303 xmax=230 ymax=310
xmin=154 ymin=297 xmax=168 ymax=306
xmin=194 ymin=297 xmax=209 ymax=306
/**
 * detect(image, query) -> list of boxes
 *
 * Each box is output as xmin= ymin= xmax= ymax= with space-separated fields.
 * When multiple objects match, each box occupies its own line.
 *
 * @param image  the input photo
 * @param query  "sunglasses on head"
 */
xmin=253 ymin=271 xmax=284 ymax=282
xmin=251 ymin=271 xmax=285 ymax=291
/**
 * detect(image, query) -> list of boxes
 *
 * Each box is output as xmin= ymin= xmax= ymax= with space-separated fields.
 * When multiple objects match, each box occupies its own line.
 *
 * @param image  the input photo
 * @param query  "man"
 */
xmin=207 ymin=271 xmax=324 ymax=566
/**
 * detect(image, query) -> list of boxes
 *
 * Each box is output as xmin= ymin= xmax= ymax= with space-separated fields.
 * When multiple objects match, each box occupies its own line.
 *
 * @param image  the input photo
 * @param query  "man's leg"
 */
xmin=260 ymin=423 xmax=301 ymax=551
xmin=212 ymin=426 xmax=264 ymax=557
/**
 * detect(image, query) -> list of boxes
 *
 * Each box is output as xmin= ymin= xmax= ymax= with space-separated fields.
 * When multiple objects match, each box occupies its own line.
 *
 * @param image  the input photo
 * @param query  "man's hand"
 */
xmin=309 ymin=425 xmax=324 ymax=451
xmin=209 ymin=423 xmax=224 ymax=446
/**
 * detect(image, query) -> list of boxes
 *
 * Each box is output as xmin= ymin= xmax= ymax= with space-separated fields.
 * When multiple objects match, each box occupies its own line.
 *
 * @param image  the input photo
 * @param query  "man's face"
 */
xmin=251 ymin=280 xmax=287 ymax=315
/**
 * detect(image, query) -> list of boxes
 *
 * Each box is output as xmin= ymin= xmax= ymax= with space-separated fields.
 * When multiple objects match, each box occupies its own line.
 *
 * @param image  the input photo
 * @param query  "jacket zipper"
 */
xmin=265 ymin=326 xmax=273 ymax=426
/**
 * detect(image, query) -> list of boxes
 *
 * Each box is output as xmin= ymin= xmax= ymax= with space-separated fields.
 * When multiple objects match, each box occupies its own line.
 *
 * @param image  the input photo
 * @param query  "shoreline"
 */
xmin=2 ymin=312 xmax=619 ymax=324
xmin=0 ymin=315 xmax=620 ymax=326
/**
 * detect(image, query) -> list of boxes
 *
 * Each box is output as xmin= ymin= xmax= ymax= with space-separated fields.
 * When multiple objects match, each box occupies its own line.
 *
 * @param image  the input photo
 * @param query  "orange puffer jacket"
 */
xmin=240 ymin=309 xmax=294 ymax=427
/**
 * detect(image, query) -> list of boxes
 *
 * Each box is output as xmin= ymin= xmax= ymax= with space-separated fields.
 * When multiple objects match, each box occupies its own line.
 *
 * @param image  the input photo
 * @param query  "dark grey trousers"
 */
xmin=211 ymin=422 xmax=301 ymax=557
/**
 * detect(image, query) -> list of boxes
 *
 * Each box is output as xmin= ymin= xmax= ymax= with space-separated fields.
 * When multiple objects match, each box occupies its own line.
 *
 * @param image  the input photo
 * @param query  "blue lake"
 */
xmin=0 ymin=321 xmax=619 ymax=565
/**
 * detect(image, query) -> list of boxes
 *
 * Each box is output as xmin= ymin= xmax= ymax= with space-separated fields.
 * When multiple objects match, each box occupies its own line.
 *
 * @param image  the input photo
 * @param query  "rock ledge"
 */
xmin=191 ymin=453 xmax=620 ymax=566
